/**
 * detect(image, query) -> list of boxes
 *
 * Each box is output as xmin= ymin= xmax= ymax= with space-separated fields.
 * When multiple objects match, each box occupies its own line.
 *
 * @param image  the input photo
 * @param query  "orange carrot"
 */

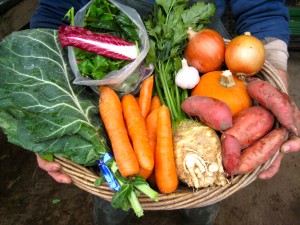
xmin=122 ymin=94 xmax=154 ymax=171
xmin=99 ymin=86 xmax=139 ymax=177
xmin=147 ymin=172 xmax=157 ymax=188
xmin=150 ymin=95 xmax=161 ymax=112
xmin=146 ymin=107 xmax=160 ymax=156
xmin=139 ymin=75 xmax=154 ymax=118
xmin=155 ymin=105 xmax=178 ymax=194
xmin=139 ymin=168 xmax=153 ymax=180
xmin=138 ymin=108 xmax=160 ymax=179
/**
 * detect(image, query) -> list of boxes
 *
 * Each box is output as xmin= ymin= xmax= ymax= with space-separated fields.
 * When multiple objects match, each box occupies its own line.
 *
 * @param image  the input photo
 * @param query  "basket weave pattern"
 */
xmin=54 ymin=43 xmax=287 ymax=210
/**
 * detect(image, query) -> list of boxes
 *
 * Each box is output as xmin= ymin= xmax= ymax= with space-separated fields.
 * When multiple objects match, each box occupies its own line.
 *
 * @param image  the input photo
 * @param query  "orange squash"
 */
xmin=191 ymin=70 xmax=252 ymax=116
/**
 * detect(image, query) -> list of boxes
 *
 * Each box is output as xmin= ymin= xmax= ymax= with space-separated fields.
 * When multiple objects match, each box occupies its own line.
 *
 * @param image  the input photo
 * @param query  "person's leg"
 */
xmin=92 ymin=195 xmax=133 ymax=225
xmin=179 ymin=203 xmax=219 ymax=225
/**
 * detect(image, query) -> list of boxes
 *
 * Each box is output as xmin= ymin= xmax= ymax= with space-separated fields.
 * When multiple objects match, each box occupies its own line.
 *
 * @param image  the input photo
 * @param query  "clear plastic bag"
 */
xmin=68 ymin=0 xmax=153 ymax=93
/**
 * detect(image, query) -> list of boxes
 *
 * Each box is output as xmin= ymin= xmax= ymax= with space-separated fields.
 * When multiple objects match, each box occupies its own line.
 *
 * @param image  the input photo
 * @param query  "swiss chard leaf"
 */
xmin=0 ymin=29 xmax=110 ymax=166
xmin=111 ymin=183 xmax=132 ymax=211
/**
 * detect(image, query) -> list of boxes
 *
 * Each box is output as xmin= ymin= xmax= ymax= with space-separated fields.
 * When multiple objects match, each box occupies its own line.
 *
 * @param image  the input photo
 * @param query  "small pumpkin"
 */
xmin=191 ymin=70 xmax=252 ymax=116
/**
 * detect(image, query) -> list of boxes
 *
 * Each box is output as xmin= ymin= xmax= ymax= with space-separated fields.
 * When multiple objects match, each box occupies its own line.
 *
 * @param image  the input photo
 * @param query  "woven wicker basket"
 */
xmin=54 ymin=41 xmax=288 ymax=210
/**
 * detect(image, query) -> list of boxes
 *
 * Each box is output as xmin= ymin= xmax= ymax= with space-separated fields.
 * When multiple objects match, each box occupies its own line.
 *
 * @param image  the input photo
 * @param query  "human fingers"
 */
xmin=48 ymin=171 xmax=72 ymax=184
xmin=257 ymin=152 xmax=284 ymax=180
xmin=36 ymin=153 xmax=62 ymax=172
xmin=280 ymin=135 xmax=300 ymax=153
xmin=35 ymin=154 xmax=72 ymax=184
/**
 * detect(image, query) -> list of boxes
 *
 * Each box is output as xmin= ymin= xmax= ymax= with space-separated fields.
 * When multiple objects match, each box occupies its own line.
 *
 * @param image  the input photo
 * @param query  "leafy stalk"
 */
xmin=135 ymin=184 xmax=158 ymax=201
xmin=110 ymin=161 xmax=158 ymax=217
xmin=63 ymin=7 xmax=75 ymax=26
xmin=145 ymin=0 xmax=215 ymax=124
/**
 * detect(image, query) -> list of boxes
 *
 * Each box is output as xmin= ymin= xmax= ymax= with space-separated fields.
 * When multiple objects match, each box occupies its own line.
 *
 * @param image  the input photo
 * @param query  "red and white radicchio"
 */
xmin=58 ymin=26 xmax=138 ymax=61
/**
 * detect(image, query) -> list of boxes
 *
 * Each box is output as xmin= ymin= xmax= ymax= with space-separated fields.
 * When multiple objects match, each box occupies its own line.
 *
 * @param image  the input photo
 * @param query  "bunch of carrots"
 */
xmin=99 ymin=75 xmax=178 ymax=194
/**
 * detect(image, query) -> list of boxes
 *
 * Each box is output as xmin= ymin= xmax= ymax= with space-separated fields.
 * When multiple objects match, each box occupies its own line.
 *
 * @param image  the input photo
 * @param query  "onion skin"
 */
xmin=184 ymin=28 xmax=225 ymax=73
xmin=225 ymin=32 xmax=266 ymax=77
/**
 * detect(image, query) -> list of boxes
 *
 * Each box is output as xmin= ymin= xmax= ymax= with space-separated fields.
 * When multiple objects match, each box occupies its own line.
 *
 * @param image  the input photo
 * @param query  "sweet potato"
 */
xmin=221 ymin=134 xmax=241 ymax=176
xmin=234 ymin=127 xmax=288 ymax=175
xmin=222 ymin=106 xmax=275 ymax=149
xmin=283 ymin=92 xmax=300 ymax=137
xmin=247 ymin=78 xmax=298 ymax=136
xmin=181 ymin=96 xmax=232 ymax=131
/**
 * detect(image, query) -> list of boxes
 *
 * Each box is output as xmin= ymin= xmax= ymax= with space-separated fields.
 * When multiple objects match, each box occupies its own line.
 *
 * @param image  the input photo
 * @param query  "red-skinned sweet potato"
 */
xmin=181 ymin=96 xmax=232 ymax=131
xmin=221 ymin=106 xmax=275 ymax=149
xmin=234 ymin=127 xmax=288 ymax=175
xmin=282 ymin=92 xmax=300 ymax=137
xmin=221 ymin=134 xmax=241 ymax=175
xmin=247 ymin=78 xmax=298 ymax=136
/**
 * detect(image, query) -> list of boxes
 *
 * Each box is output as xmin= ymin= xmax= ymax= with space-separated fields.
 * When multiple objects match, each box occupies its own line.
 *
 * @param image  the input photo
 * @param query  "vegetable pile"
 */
xmin=1 ymin=0 xmax=300 ymax=218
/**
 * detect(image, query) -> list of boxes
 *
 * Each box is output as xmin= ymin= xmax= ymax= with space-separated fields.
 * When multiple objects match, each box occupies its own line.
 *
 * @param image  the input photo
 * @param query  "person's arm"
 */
xmin=228 ymin=0 xmax=300 ymax=179
xmin=30 ymin=0 xmax=89 ymax=29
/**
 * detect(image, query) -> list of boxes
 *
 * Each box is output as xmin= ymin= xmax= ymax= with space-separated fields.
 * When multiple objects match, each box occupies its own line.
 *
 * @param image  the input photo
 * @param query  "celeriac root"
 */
xmin=174 ymin=120 xmax=228 ymax=188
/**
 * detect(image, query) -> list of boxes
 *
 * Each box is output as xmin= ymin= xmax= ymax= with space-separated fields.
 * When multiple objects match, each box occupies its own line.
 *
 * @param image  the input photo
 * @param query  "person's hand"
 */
xmin=257 ymin=69 xmax=300 ymax=179
xmin=36 ymin=153 xmax=72 ymax=184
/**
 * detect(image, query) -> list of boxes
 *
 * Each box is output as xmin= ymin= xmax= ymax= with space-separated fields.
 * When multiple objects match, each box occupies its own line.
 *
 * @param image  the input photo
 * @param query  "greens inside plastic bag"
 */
xmin=68 ymin=0 xmax=153 ymax=93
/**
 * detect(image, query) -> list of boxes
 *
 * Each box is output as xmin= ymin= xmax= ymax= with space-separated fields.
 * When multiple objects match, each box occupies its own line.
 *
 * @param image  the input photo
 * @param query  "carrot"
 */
xmin=138 ymin=107 xmax=160 ymax=179
xmin=150 ymin=95 xmax=161 ymax=112
xmin=122 ymin=94 xmax=154 ymax=171
xmin=146 ymin=108 xmax=160 ymax=156
xmin=139 ymin=168 xmax=153 ymax=180
xmin=155 ymin=105 xmax=178 ymax=194
xmin=147 ymin=172 xmax=157 ymax=188
xmin=99 ymin=86 xmax=139 ymax=177
xmin=139 ymin=75 xmax=154 ymax=118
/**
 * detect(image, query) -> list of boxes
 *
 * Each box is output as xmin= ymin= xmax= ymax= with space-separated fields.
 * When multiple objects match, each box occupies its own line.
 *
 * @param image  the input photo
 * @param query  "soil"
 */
xmin=1 ymin=50 xmax=300 ymax=225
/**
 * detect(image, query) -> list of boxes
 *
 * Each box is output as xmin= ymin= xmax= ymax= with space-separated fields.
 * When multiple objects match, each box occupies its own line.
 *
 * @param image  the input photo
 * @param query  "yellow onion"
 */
xmin=225 ymin=32 xmax=266 ymax=77
xmin=184 ymin=28 xmax=225 ymax=73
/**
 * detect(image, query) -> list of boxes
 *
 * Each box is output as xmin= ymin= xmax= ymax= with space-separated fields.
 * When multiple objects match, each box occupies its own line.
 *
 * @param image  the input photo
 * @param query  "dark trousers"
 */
xmin=92 ymin=195 xmax=219 ymax=225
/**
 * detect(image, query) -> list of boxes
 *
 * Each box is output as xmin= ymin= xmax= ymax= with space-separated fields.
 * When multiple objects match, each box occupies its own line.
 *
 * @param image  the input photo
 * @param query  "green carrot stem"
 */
xmin=128 ymin=191 xmax=144 ymax=217
xmin=135 ymin=184 xmax=158 ymax=202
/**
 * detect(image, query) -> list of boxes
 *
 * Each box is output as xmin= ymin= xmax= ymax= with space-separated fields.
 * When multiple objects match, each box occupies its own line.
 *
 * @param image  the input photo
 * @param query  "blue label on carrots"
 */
xmin=97 ymin=153 xmax=121 ymax=191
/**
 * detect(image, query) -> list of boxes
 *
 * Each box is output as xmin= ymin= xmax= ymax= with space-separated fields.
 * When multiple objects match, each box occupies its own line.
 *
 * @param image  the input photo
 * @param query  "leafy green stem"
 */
xmin=135 ymin=184 xmax=159 ymax=202
xmin=110 ymin=162 xmax=158 ymax=217
xmin=157 ymin=61 xmax=178 ymax=121
xmin=155 ymin=74 xmax=166 ymax=106
xmin=128 ymin=191 xmax=144 ymax=217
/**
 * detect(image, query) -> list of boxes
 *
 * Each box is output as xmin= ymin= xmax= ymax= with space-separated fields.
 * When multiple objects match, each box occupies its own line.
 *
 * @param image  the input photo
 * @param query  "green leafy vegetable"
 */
xmin=145 ymin=0 xmax=215 ymax=124
xmin=94 ymin=177 xmax=105 ymax=187
xmin=0 ymin=29 xmax=109 ymax=166
xmin=73 ymin=0 xmax=140 ymax=80
xmin=110 ymin=162 xmax=158 ymax=217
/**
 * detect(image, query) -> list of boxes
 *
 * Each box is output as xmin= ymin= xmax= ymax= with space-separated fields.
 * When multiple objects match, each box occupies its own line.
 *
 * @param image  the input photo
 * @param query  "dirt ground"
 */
xmin=0 ymin=50 xmax=300 ymax=225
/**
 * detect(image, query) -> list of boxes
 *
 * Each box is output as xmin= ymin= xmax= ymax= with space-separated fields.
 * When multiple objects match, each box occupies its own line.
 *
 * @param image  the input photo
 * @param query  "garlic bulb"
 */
xmin=175 ymin=58 xmax=200 ymax=89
